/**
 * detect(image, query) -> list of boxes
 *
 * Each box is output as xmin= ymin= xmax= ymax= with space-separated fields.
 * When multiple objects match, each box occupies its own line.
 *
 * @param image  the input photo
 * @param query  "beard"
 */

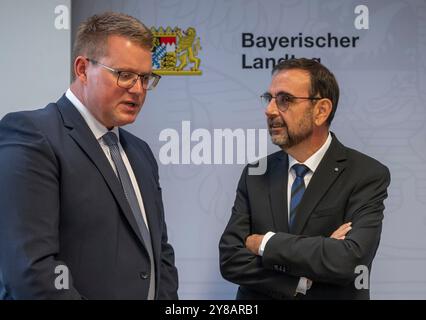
xmin=268 ymin=110 xmax=313 ymax=149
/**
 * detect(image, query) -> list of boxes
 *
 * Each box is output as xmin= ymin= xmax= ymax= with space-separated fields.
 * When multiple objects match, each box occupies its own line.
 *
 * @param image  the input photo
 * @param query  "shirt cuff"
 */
xmin=258 ymin=231 xmax=275 ymax=256
xmin=295 ymin=277 xmax=313 ymax=295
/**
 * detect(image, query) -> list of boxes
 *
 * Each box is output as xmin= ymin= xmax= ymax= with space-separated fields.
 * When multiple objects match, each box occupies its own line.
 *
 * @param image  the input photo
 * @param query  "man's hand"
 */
xmin=245 ymin=234 xmax=264 ymax=255
xmin=302 ymin=222 xmax=352 ymax=293
xmin=245 ymin=222 xmax=351 ymax=256
xmin=330 ymin=222 xmax=352 ymax=240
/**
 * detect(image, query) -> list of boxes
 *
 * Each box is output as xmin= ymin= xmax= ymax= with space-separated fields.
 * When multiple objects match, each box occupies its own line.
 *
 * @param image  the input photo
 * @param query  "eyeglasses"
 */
xmin=260 ymin=92 xmax=321 ymax=112
xmin=86 ymin=58 xmax=161 ymax=91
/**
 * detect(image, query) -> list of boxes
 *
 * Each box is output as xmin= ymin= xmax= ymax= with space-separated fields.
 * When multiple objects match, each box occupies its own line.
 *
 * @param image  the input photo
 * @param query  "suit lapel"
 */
xmin=291 ymin=134 xmax=347 ymax=234
xmin=120 ymin=130 xmax=162 ymax=263
xmin=268 ymin=152 xmax=290 ymax=233
xmin=56 ymin=95 xmax=147 ymax=248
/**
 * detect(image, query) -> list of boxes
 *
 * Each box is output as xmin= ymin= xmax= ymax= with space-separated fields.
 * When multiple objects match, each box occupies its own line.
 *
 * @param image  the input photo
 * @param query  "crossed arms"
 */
xmin=219 ymin=164 xmax=390 ymax=299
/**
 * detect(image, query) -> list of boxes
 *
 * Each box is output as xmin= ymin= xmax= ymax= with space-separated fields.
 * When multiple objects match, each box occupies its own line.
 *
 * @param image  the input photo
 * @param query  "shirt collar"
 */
xmin=288 ymin=132 xmax=332 ymax=174
xmin=65 ymin=88 xmax=119 ymax=141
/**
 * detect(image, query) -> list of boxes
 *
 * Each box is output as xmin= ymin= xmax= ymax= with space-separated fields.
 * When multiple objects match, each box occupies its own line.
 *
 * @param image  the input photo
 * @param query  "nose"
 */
xmin=265 ymin=98 xmax=279 ymax=118
xmin=128 ymin=76 xmax=145 ymax=94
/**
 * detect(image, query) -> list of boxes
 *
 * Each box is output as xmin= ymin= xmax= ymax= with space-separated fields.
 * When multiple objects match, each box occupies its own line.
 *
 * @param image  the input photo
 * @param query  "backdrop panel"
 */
xmin=4 ymin=0 xmax=421 ymax=299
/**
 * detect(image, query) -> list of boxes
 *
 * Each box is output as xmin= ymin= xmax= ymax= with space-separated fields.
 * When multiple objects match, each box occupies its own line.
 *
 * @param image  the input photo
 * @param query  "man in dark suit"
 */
xmin=219 ymin=58 xmax=390 ymax=299
xmin=0 ymin=12 xmax=178 ymax=299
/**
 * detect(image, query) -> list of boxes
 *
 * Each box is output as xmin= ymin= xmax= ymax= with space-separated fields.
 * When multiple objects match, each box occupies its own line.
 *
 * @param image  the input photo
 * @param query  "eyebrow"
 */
xmin=265 ymin=91 xmax=295 ymax=97
xmin=115 ymin=68 xmax=152 ymax=76
xmin=275 ymin=91 xmax=294 ymax=97
xmin=106 ymin=62 xmax=151 ymax=75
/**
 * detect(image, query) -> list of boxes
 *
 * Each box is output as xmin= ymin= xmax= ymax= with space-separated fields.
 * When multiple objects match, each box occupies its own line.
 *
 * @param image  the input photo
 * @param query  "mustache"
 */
xmin=268 ymin=118 xmax=286 ymax=128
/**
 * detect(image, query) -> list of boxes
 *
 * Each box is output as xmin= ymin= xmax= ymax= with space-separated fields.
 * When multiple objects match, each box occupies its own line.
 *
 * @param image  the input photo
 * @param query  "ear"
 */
xmin=314 ymin=98 xmax=332 ymax=126
xmin=73 ymin=56 xmax=89 ymax=84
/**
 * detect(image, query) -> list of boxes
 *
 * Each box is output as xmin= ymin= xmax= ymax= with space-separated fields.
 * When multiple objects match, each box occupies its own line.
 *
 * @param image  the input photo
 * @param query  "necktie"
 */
xmin=103 ymin=131 xmax=155 ymax=300
xmin=289 ymin=164 xmax=310 ymax=231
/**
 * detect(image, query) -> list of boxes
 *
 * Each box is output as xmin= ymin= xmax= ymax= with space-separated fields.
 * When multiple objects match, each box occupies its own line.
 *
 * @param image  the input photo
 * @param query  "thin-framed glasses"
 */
xmin=86 ymin=58 xmax=161 ymax=90
xmin=260 ymin=92 xmax=321 ymax=112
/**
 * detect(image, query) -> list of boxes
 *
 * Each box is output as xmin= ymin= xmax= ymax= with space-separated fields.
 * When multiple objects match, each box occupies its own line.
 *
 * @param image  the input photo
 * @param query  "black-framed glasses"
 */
xmin=261 ymin=92 xmax=321 ymax=112
xmin=86 ymin=58 xmax=161 ymax=91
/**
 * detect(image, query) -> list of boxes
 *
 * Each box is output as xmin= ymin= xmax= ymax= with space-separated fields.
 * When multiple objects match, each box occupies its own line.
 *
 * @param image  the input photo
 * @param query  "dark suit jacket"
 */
xmin=219 ymin=134 xmax=390 ymax=300
xmin=0 ymin=95 xmax=178 ymax=299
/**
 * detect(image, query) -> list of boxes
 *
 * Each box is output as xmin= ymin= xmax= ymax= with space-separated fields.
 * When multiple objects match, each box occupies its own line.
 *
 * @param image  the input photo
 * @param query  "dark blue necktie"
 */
xmin=289 ymin=164 xmax=310 ymax=230
xmin=103 ymin=131 xmax=155 ymax=300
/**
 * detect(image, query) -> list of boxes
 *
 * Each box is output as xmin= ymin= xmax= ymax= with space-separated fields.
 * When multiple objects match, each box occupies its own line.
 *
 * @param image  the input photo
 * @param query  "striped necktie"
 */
xmin=289 ymin=164 xmax=310 ymax=231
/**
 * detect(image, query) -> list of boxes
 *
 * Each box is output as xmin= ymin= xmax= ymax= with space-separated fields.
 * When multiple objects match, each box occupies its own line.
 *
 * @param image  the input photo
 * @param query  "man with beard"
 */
xmin=219 ymin=58 xmax=390 ymax=300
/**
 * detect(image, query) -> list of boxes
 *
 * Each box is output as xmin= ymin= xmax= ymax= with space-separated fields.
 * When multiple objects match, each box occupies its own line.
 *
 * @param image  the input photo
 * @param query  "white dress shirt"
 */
xmin=259 ymin=132 xmax=332 ymax=295
xmin=65 ymin=89 xmax=150 ymax=229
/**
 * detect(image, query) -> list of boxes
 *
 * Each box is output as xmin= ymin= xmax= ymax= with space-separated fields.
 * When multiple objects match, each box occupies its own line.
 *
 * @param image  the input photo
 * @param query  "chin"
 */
xmin=121 ymin=119 xmax=137 ymax=127
xmin=270 ymin=133 xmax=288 ymax=146
xmin=117 ymin=113 xmax=139 ymax=126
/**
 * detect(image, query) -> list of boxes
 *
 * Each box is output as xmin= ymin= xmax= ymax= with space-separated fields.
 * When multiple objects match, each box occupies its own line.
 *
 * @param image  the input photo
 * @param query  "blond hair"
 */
xmin=72 ymin=12 xmax=152 ymax=73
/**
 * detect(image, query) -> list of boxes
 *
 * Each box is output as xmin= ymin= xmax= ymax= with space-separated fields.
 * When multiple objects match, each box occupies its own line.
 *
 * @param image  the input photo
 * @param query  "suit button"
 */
xmin=139 ymin=272 xmax=149 ymax=280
